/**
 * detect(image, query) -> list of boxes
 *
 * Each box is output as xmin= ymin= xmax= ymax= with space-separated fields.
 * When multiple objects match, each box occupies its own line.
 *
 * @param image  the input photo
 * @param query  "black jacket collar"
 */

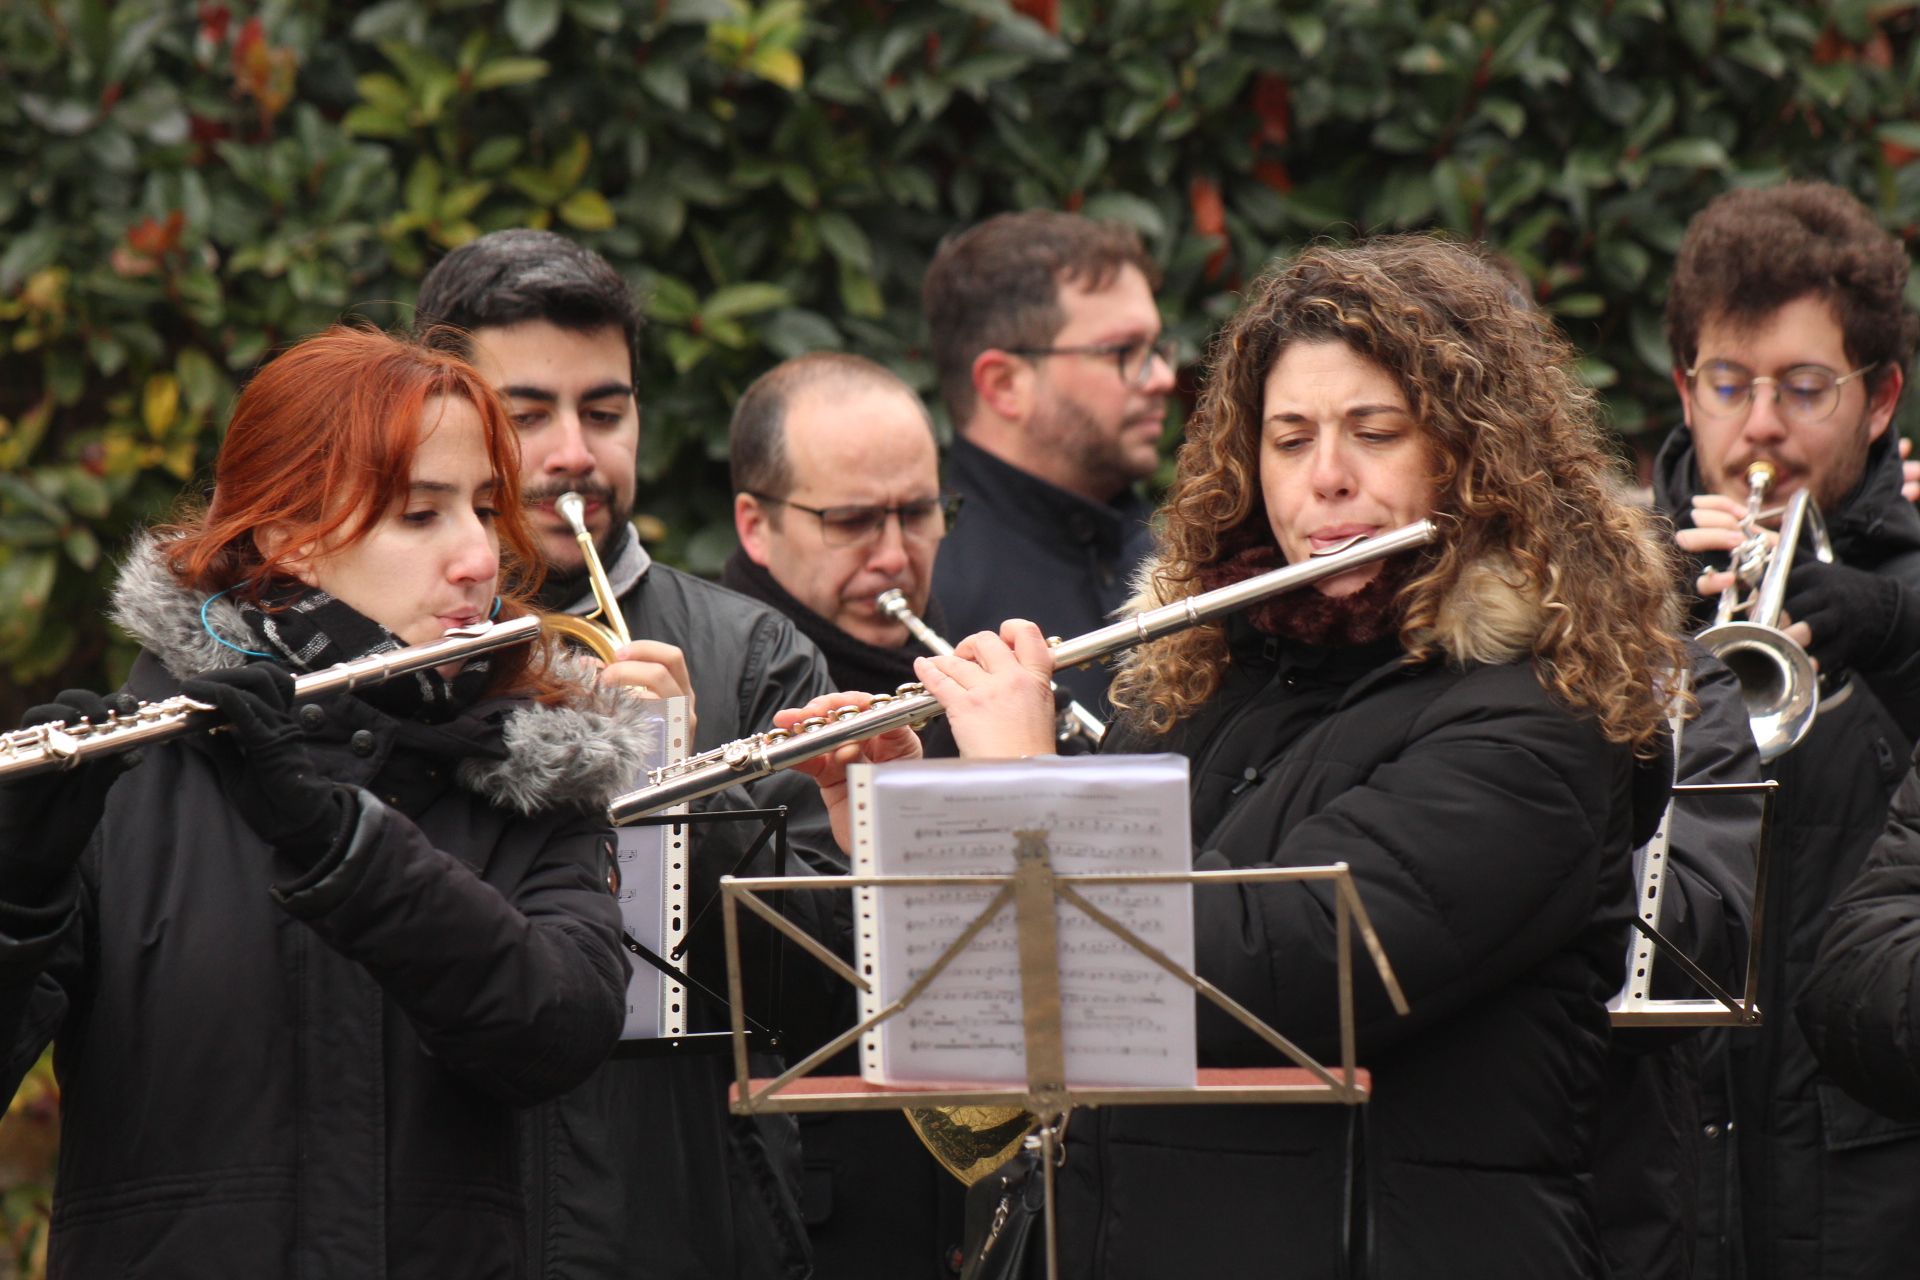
xmin=946 ymin=432 xmax=1153 ymax=558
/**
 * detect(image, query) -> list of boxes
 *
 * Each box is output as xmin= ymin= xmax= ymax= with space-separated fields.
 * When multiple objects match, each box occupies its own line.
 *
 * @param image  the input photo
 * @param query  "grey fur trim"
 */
xmin=111 ymin=533 xmax=251 ymax=680
xmin=109 ymin=533 xmax=655 ymax=813
xmin=458 ymin=653 xmax=659 ymax=814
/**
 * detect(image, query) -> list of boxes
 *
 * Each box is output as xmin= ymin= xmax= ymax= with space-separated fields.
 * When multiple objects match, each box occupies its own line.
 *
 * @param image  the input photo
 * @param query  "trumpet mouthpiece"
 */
xmin=1746 ymin=460 xmax=1776 ymax=490
xmin=876 ymin=589 xmax=908 ymax=616
xmin=556 ymin=491 xmax=588 ymax=532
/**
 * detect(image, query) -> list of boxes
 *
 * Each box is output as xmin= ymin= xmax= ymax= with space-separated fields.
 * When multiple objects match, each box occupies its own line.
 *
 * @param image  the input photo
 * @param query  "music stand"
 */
xmin=1608 ymin=779 xmax=1777 ymax=1028
xmin=716 ymin=830 xmax=1407 ymax=1279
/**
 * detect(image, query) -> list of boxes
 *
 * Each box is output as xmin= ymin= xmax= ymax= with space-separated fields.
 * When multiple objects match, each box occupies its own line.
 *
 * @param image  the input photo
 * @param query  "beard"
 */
xmin=1197 ymin=539 xmax=1413 ymax=648
xmin=520 ymin=478 xmax=634 ymax=612
xmin=1717 ymin=410 xmax=1874 ymax=515
xmin=1029 ymin=391 xmax=1158 ymax=500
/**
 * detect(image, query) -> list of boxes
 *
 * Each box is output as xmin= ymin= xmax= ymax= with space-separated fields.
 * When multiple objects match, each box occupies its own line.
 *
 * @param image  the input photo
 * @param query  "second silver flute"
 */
xmin=609 ymin=520 xmax=1438 ymax=823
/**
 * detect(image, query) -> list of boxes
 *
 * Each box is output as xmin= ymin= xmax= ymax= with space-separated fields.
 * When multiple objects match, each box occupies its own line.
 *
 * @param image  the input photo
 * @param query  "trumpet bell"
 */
xmin=1698 ymin=620 xmax=1819 ymax=761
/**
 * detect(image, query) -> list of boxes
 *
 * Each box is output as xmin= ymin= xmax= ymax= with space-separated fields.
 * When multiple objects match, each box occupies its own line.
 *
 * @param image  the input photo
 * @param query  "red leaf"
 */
xmin=1010 ymin=0 xmax=1059 ymax=33
xmin=1189 ymin=176 xmax=1226 ymax=237
xmin=1252 ymin=74 xmax=1290 ymax=145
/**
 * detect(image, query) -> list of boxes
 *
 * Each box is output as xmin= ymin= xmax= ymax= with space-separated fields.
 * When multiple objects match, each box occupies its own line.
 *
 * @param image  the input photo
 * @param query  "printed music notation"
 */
xmin=851 ymin=754 xmax=1197 ymax=1090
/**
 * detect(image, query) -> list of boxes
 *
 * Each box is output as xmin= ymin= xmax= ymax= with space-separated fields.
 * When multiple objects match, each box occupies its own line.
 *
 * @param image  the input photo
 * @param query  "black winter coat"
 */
xmin=1653 ymin=424 xmax=1920 ymax=1280
xmin=1050 ymin=619 xmax=1653 ymax=1280
xmin=1800 ymin=761 xmax=1920 ymax=1115
xmin=522 ymin=558 xmax=844 ymax=1280
xmin=0 ymin=542 xmax=637 ymax=1280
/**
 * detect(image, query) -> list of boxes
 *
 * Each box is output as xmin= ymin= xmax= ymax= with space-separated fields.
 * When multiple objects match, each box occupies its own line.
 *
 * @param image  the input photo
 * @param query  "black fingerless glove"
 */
xmin=1784 ymin=559 xmax=1920 ymax=679
xmin=181 ymin=665 xmax=353 ymax=872
xmin=0 ymin=690 xmax=138 ymax=902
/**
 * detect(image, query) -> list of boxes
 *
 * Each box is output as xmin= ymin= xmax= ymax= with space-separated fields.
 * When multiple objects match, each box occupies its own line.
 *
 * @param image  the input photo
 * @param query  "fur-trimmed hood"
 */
xmin=109 ymin=533 xmax=656 ymax=814
xmin=1124 ymin=547 xmax=1544 ymax=668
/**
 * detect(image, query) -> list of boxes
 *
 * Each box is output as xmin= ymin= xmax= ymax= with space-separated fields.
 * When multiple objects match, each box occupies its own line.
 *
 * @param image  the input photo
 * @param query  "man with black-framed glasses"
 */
xmin=922 ymin=210 xmax=1176 ymax=715
xmin=724 ymin=350 xmax=972 ymax=1280
xmin=727 ymin=351 xmax=964 ymax=756
xmin=1650 ymin=180 xmax=1920 ymax=1280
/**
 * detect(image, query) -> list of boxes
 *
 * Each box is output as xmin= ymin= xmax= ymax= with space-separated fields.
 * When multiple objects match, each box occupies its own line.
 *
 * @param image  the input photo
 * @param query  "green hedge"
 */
xmin=5 ymin=0 xmax=1920 ymax=719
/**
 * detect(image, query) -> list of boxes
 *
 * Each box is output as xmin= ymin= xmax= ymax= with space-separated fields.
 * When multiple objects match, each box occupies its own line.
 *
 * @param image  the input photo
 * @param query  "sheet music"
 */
xmin=618 ymin=696 xmax=689 ymax=1040
xmin=851 ymin=754 xmax=1195 ymax=1088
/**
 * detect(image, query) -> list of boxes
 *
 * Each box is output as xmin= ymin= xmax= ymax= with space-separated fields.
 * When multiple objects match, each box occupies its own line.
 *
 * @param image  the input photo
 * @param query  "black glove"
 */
xmin=0 ymin=690 xmax=137 ymax=902
xmin=1784 ymin=559 xmax=1920 ymax=679
xmin=180 ymin=665 xmax=352 ymax=872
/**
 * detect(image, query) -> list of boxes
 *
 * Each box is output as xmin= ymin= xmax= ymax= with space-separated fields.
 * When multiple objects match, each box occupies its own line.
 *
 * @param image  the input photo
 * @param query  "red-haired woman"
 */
xmin=0 ymin=326 xmax=648 ymax=1277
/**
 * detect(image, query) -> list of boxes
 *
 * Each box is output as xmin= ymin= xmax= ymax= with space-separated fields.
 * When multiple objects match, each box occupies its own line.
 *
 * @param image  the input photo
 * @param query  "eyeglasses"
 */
xmin=1003 ymin=336 xmax=1178 ymax=389
xmin=747 ymin=491 xmax=962 ymax=547
xmin=1685 ymin=360 xmax=1878 ymax=425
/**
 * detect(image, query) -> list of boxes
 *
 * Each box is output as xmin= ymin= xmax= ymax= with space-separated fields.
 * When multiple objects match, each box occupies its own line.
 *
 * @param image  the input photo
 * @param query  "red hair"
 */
xmin=162 ymin=324 xmax=560 ymax=698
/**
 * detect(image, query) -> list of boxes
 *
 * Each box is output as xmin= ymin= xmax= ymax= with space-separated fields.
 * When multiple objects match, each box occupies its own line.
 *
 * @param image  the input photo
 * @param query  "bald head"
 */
xmin=731 ymin=354 xmax=946 ymax=646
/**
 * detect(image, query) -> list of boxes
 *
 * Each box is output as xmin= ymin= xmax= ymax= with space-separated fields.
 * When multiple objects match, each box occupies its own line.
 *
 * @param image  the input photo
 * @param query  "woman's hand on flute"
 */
xmin=914 ymin=619 xmax=1058 ymax=760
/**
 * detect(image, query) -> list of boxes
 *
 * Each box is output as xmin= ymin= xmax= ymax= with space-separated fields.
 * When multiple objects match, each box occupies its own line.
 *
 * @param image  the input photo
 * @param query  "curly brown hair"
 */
xmin=1666 ymin=182 xmax=1918 ymax=395
xmin=1109 ymin=235 xmax=1687 ymax=750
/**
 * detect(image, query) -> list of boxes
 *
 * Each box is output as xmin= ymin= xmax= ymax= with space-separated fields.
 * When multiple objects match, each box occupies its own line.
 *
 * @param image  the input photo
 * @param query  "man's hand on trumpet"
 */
xmin=1676 ymin=493 xmax=1817 ymax=656
xmin=598 ymin=639 xmax=698 ymax=740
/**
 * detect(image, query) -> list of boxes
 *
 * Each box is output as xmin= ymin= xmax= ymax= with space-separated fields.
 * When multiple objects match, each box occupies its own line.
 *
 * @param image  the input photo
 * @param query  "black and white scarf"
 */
xmin=236 ymin=587 xmax=492 ymax=723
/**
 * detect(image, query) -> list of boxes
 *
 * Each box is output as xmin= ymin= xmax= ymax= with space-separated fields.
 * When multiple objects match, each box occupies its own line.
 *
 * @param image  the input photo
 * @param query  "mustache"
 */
xmin=522 ymin=479 xmax=616 ymax=508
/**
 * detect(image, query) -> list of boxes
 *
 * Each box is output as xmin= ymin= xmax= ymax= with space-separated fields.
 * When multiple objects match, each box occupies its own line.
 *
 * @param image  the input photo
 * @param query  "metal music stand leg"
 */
xmin=1040 ymin=1119 xmax=1060 ymax=1280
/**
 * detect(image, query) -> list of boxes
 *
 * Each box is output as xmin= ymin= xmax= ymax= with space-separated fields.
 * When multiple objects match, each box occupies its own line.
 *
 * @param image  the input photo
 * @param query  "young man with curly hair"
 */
xmin=1653 ymin=180 xmax=1920 ymax=1280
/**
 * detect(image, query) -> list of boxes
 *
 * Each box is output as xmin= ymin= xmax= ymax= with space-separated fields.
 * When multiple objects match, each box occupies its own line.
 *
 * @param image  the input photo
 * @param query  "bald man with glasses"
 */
xmin=921 ymin=211 xmax=1177 ymax=716
xmin=724 ymin=351 xmax=971 ymax=1279
xmin=1650 ymin=181 xmax=1920 ymax=1280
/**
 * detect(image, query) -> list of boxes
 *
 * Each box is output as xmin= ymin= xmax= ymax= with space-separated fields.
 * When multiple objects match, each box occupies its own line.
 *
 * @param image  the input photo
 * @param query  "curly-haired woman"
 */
xmin=788 ymin=235 xmax=1687 ymax=1278
xmin=0 ymin=326 xmax=648 ymax=1277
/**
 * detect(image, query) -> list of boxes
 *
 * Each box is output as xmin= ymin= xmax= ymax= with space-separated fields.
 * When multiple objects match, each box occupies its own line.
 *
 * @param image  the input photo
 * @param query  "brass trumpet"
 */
xmin=539 ymin=491 xmax=631 ymax=663
xmin=875 ymin=589 xmax=1108 ymax=749
xmin=1697 ymin=460 xmax=1831 ymax=761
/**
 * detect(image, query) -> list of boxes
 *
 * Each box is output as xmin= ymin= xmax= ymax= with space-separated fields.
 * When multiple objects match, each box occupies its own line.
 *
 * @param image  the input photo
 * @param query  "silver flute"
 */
xmin=609 ymin=519 xmax=1438 ymax=823
xmin=0 ymin=615 xmax=542 ymax=780
xmin=876 ymin=588 xmax=1109 ymax=748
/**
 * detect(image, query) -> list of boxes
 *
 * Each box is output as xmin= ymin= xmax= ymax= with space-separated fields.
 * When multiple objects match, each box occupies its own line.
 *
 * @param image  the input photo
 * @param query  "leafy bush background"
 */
xmin=7 ymin=0 xmax=1920 ymax=722
xmin=4 ymin=0 xmax=1920 ymax=1268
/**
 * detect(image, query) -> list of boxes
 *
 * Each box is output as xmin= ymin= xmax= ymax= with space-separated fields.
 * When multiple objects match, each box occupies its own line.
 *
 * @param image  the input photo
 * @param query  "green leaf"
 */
xmin=1282 ymin=13 xmax=1326 ymax=58
xmin=664 ymin=329 xmax=710 ymax=374
xmin=1643 ymin=138 xmax=1730 ymax=170
xmin=701 ymin=283 xmax=792 ymax=321
xmin=640 ymin=61 xmax=691 ymax=110
xmin=176 ymin=347 xmax=225 ymax=410
xmin=1080 ymin=192 xmax=1167 ymax=240
xmin=816 ymin=211 xmax=873 ymax=271
xmin=474 ymin=56 xmax=551 ymax=90
xmin=762 ymin=308 xmax=843 ymax=358
xmin=1726 ymin=35 xmax=1786 ymax=79
xmin=1550 ymin=293 xmax=1606 ymax=318
xmin=63 ymin=525 xmax=99 ymax=572
xmin=558 ymin=189 xmax=616 ymax=230
xmin=1479 ymin=97 xmax=1525 ymax=140
xmin=1879 ymin=123 xmax=1920 ymax=151
xmin=505 ymin=0 xmax=562 ymax=50
xmin=566 ymin=0 xmax=624 ymax=32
